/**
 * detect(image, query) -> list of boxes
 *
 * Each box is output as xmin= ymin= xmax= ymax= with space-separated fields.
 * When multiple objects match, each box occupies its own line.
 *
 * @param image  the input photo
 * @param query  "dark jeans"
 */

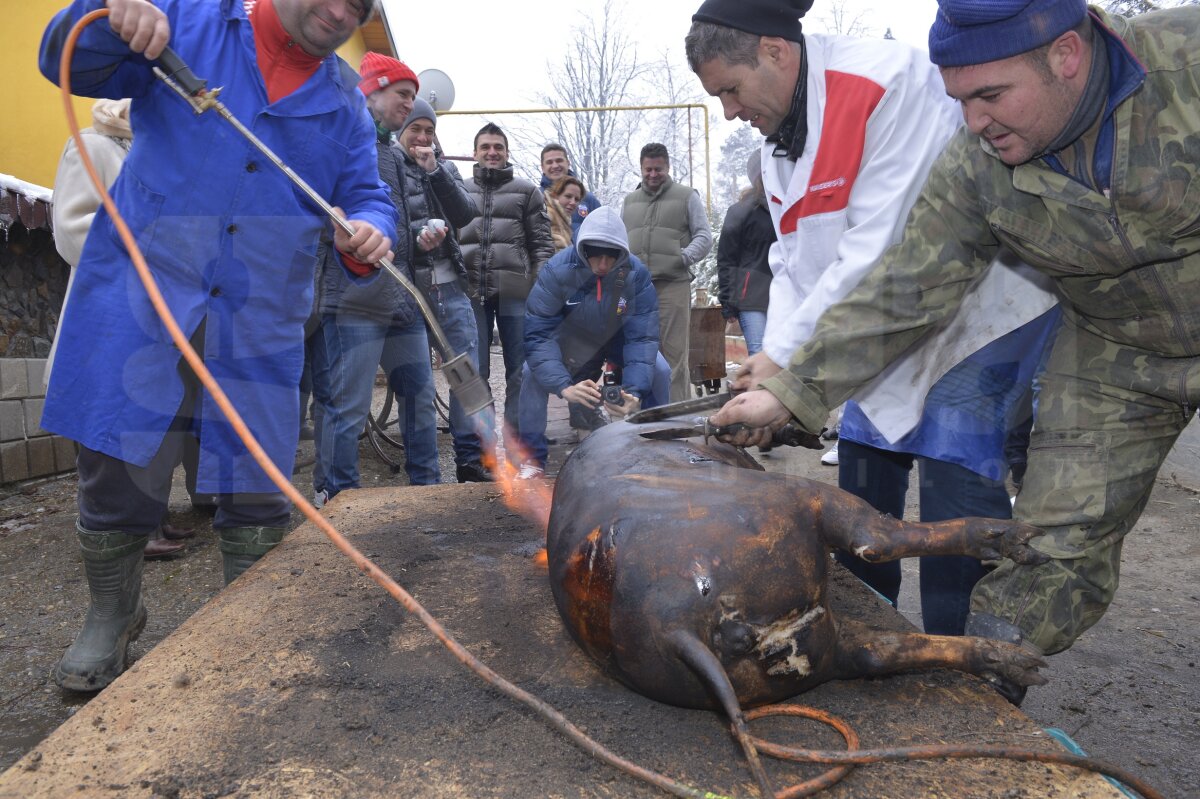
xmin=474 ymin=294 xmax=526 ymax=436
xmin=834 ymin=440 xmax=1009 ymax=636
xmin=77 ymin=347 xmax=290 ymax=535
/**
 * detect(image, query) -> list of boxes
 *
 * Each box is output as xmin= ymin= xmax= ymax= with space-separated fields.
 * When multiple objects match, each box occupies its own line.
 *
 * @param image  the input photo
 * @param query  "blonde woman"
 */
xmin=545 ymin=176 xmax=586 ymax=252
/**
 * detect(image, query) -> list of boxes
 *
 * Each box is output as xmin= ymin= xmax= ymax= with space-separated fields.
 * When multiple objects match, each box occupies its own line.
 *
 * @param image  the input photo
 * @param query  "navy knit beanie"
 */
xmin=400 ymin=98 xmax=436 ymax=137
xmin=692 ymin=0 xmax=815 ymax=42
xmin=929 ymin=0 xmax=1087 ymax=67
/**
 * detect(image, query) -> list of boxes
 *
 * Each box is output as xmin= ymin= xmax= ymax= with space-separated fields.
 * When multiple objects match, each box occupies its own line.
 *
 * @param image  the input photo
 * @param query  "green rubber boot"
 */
xmin=219 ymin=526 xmax=286 ymax=585
xmin=53 ymin=524 xmax=147 ymax=692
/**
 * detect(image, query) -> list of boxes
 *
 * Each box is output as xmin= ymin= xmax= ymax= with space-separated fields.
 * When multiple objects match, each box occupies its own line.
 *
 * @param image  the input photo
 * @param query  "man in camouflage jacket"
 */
xmin=713 ymin=1 xmax=1200 ymax=673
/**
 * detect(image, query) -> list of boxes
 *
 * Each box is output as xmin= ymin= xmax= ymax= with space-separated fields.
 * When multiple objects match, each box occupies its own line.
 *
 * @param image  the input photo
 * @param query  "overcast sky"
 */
xmin=378 ymin=0 xmax=939 ymax=164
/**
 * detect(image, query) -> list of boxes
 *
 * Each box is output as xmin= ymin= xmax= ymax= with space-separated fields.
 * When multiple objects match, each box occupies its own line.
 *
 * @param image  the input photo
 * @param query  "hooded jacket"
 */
xmin=460 ymin=164 xmax=555 ymax=303
xmin=523 ymin=207 xmax=660 ymax=398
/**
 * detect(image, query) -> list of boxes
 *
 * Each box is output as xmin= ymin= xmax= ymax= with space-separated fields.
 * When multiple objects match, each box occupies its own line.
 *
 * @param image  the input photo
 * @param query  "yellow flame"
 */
xmin=480 ymin=421 xmax=554 ymax=563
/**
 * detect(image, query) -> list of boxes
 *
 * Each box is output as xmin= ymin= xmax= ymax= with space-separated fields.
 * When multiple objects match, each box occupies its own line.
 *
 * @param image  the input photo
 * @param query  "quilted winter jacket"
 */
xmin=460 ymin=164 xmax=555 ymax=303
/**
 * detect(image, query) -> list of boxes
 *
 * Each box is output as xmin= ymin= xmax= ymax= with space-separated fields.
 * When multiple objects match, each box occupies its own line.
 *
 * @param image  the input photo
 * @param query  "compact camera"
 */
xmin=600 ymin=363 xmax=623 ymax=406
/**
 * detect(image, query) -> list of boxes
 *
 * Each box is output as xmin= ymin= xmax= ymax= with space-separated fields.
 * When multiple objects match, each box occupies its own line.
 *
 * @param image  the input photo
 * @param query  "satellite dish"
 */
xmin=417 ymin=68 xmax=456 ymax=112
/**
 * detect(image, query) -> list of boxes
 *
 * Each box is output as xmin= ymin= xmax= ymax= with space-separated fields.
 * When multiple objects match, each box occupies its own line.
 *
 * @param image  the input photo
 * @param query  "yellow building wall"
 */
xmin=336 ymin=38 xmax=369 ymax=73
xmin=0 ymin=1 xmax=370 ymax=192
xmin=1 ymin=2 xmax=95 ymax=190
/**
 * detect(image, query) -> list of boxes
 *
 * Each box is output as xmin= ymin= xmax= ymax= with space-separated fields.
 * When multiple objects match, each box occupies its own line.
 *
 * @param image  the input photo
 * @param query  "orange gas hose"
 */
xmin=57 ymin=10 xmax=721 ymax=799
xmin=55 ymin=10 xmax=1166 ymax=799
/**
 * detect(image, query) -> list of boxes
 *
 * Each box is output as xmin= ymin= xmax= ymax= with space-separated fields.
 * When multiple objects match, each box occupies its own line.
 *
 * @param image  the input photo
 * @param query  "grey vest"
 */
xmin=622 ymin=178 xmax=693 ymax=282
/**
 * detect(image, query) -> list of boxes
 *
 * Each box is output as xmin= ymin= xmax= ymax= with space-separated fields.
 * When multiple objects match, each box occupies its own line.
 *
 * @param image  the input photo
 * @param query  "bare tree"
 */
xmin=690 ymin=124 xmax=762 ymax=305
xmin=535 ymin=0 xmax=648 ymax=206
xmin=808 ymin=0 xmax=878 ymax=37
xmin=641 ymin=48 xmax=711 ymax=189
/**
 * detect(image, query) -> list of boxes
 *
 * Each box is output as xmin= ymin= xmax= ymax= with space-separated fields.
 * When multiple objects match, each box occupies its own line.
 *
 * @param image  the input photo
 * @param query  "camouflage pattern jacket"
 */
xmin=763 ymin=6 xmax=1200 ymax=432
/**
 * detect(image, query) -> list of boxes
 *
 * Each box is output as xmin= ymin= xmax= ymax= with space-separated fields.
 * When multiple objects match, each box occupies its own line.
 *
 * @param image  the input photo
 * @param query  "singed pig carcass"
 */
xmin=546 ymin=421 xmax=1047 ymax=712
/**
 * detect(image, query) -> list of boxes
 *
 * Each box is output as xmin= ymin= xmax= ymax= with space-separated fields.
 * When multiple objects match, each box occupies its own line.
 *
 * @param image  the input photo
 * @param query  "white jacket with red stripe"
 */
xmin=760 ymin=34 xmax=961 ymax=369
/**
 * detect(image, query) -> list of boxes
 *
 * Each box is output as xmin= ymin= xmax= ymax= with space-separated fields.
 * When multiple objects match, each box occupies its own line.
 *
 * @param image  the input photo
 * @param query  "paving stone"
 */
xmin=0 ymin=441 xmax=29 ymax=484
xmin=0 ymin=401 xmax=24 ymax=443
xmin=52 ymin=436 xmax=78 ymax=474
xmin=26 ymin=436 xmax=55 ymax=479
xmin=24 ymin=359 xmax=46 ymax=394
xmin=0 ymin=360 xmax=29 ymax=401
xmin=22 ymin=398 xmax=45 ymax=438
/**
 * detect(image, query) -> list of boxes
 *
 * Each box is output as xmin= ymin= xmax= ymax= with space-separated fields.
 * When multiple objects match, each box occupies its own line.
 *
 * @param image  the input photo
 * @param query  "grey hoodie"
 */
xmin=523 ymin=206 xmax=661 ymax=397
xmin=573 ymin=206 xmax=631 ymax=268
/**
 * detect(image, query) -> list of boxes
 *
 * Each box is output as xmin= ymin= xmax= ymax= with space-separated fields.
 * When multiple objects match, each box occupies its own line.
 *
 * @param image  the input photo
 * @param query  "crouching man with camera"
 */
xmin=515 ymin=207 xmax=671 ymax=479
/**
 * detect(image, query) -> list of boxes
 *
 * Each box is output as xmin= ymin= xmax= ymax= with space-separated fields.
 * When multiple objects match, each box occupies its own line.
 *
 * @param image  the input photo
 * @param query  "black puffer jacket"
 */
xmin=316 ymin=139 xmax=419 ymax=327
xmin=460 ymin=163 xmax=555 ymax=303
xmin=716 ymin=195 xmax=774 ymax=314
xmin=397 ymin=149 xmax=478 ymax=294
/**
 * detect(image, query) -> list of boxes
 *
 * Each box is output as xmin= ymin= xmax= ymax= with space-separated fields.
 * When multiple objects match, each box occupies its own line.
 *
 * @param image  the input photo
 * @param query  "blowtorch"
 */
xmin=152 ymin=47 xmax=493 ymax=418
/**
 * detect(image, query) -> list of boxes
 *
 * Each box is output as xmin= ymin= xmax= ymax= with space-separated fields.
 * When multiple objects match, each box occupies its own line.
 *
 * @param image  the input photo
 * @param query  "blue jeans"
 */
xmin=316 ymin=315 xmax=440 ymax=497
xmin=517 ymin=352 xmax=671 ymax=468
xmin=474 ymin=294 xmax=526 ymax=435
xmin=737 ymin=310 xmax=767 ymax=356
xmin=834 ymin=439 xmax=1006 ymax=636
xmin=427 ymin=282 xmax=483 ymax=467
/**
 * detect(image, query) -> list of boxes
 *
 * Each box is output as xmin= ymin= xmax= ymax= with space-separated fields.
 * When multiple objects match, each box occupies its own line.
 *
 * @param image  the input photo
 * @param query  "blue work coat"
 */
xmin=39 ymin=0 xmax=395 ymax=493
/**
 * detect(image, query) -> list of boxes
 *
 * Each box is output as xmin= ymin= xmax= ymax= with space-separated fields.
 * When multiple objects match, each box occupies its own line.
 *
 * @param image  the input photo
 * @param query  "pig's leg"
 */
xmin=832 ymin=619 xmax=1047 ymax=690
xmin=813 ymin=486 xmax=1049 ymax=566
xmin=668 ymin=630 xmax=776 ymax=799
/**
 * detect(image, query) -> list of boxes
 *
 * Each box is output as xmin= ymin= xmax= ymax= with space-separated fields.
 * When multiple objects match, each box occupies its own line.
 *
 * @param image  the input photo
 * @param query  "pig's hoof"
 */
xmin=976 ymin=522 xmax=1051 ymax=565
xmin=978 ymin=640 xmax=1048 ymax=689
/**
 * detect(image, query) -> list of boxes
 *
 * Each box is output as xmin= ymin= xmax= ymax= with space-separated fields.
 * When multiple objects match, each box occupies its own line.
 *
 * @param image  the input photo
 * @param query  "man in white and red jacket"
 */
xmin=691 ymin=0 xmax=963 ymax=378
xmin=685 ymin=0 xmax=1059 ymax=669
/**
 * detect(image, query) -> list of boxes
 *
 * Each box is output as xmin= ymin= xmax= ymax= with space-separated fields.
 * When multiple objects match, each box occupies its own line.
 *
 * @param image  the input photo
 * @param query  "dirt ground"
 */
xmin=0 ymin=351 xmax=1196 ymax=797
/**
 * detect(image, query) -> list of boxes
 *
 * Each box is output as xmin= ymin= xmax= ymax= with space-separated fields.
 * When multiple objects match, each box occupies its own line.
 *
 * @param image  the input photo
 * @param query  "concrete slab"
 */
xmin=0 ymin=484 xmax=1124 ymax=799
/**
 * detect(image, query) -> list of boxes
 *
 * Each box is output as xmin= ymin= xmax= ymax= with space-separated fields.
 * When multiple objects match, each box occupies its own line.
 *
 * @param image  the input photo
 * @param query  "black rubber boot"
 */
xmin=219 ymin=526 xmax=286 ymax=585
xmin=965 ymin=611 xmax=1038 ymax=706
xmin=53 ymin=524 xmax=147 ymax=693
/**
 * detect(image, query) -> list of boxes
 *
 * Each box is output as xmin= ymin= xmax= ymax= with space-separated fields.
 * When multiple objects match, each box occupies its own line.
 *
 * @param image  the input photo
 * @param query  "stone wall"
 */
xmin=0 ymin=224 xmax=71 ymax=358
xmin=0 ymin=358 xmax=77 ymax=484
xmin=0 ymin=191 xmax=76 ymax=485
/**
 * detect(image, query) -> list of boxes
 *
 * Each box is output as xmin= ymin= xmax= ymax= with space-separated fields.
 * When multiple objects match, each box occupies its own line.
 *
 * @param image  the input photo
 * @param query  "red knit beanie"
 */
xmin=358 ymin=52 xmax=419 ymax=97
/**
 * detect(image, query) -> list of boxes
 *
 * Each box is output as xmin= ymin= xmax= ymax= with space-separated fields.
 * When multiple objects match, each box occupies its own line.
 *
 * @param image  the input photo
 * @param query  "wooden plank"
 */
xmin=0 ymin=485 xmax=1125 ymax=798
xmin=689 ymin=305 xmax=727 ymax=385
